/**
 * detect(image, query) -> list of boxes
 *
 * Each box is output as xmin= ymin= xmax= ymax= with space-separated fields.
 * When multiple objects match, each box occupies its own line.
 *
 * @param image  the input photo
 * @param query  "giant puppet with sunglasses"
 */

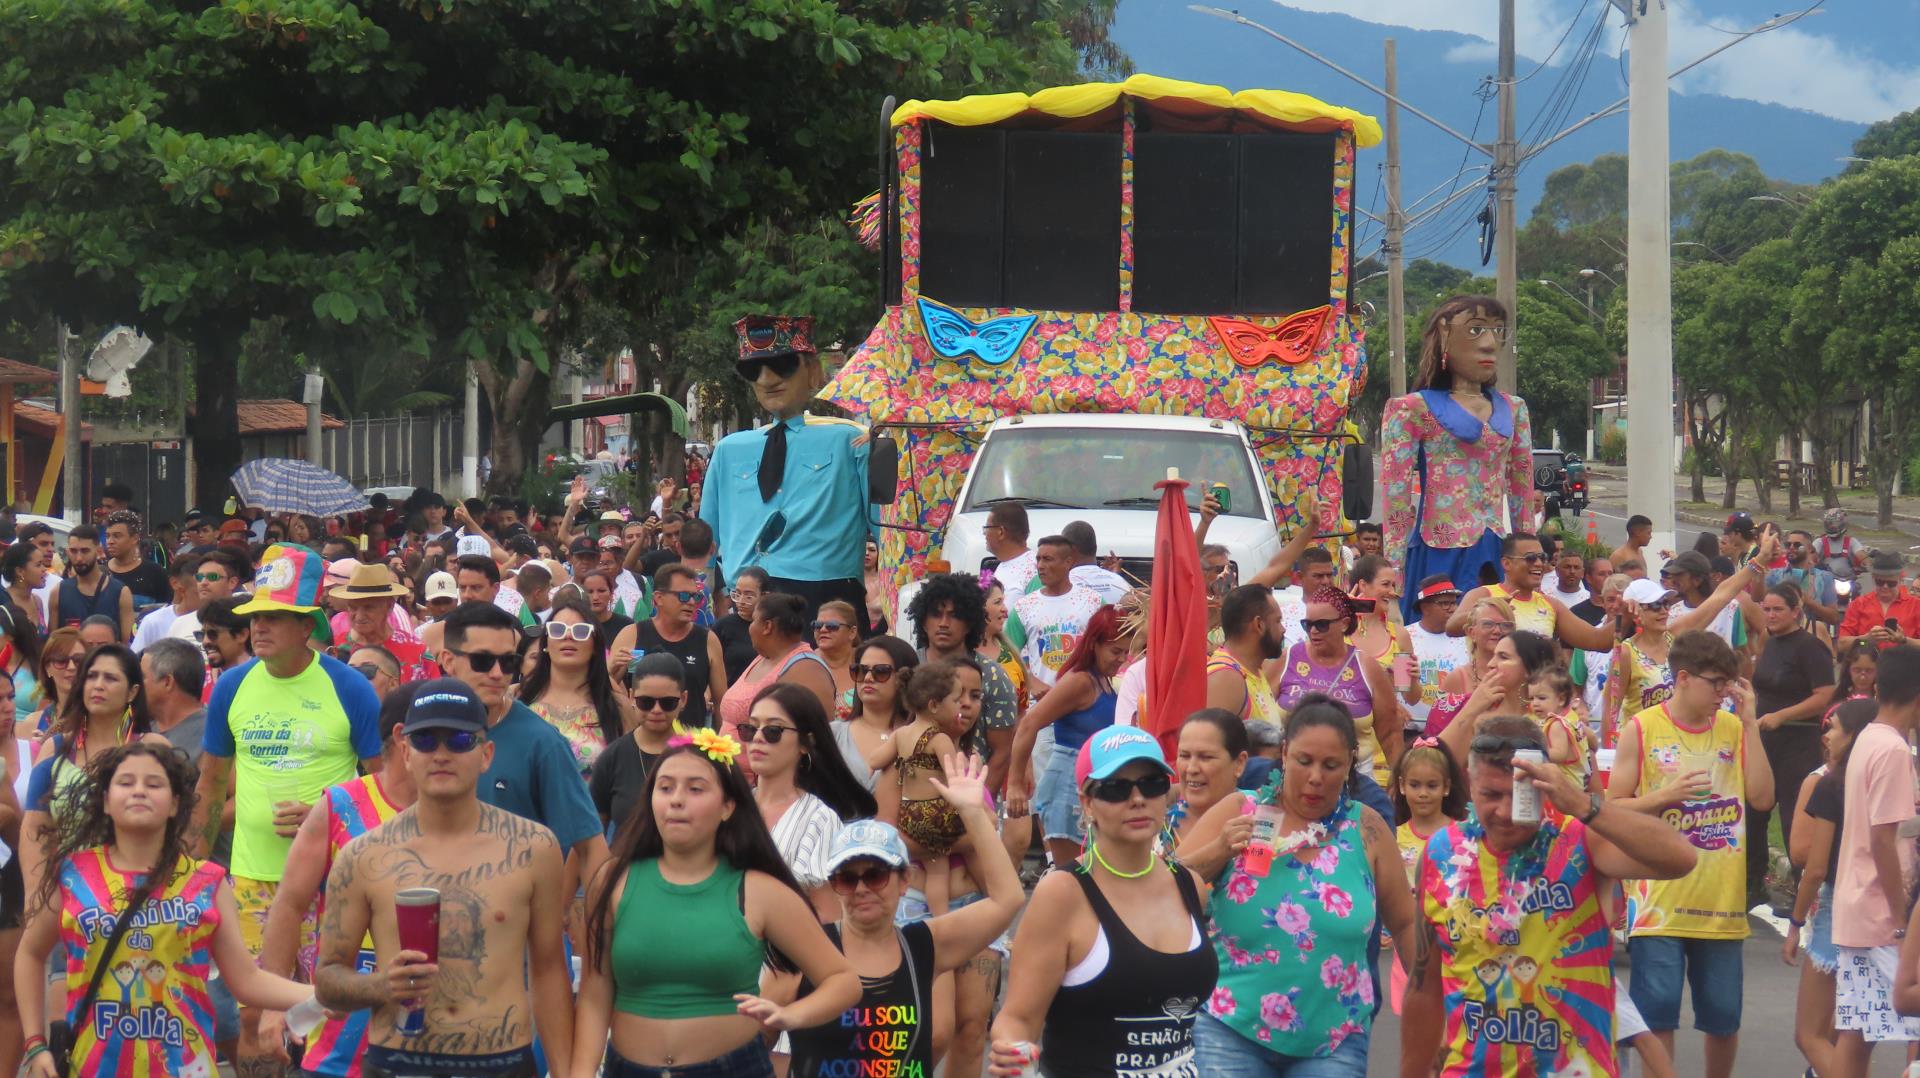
xmin=1379 ymin=296 xmax=1538 ymax=620
xmin=702 ymin=315 xmax=881 ymax=635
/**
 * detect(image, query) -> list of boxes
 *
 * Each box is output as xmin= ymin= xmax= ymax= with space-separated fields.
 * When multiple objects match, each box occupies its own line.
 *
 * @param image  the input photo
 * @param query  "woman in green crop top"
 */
xmin=572 ymin=734 xmax=861 ymax=1078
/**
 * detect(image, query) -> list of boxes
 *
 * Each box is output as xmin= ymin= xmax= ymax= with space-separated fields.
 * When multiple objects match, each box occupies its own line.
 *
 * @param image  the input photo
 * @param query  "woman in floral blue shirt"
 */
xmin=1179 ymin=693 xmax=1419 ymax=1076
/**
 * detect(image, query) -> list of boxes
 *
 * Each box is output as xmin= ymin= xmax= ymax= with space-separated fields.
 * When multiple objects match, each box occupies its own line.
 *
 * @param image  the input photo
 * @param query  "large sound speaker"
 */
xmin=1004 ymin=131 xmax=1121 ymax=311
xmin=921 ymin=124 xmax=1007 ymax=307
xmin=1240 ymin=133 xmax=1336 ymax=314
xmin=1133 ymin=132 xmax=1238 ymax=314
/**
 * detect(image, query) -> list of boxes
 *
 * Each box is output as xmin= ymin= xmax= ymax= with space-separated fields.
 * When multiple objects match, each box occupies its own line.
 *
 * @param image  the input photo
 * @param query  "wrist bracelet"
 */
xmin=21 ymin=1044 xmax=46 ymax=1062
xmin=21 ymin=1034 xmax=45 ymax=1052
xmin=1789 ymin=917 xmax=1806 ymax=928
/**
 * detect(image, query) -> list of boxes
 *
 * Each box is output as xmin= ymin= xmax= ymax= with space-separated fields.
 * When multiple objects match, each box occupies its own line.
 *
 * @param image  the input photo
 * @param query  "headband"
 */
xmin=670 ymin=727 xmax=741 ymax=768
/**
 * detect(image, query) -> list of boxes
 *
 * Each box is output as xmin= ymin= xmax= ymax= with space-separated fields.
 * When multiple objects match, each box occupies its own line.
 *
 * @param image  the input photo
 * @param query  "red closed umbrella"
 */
xmin=1144 ymin=472 xmax=1209 ymax=764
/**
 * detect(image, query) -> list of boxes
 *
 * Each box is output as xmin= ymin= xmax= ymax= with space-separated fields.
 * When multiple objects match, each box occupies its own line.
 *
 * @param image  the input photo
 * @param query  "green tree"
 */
xmin=0 ymin=0 xmax=1119 ymax=507
xmin=1789 ymin=157 xmax=1920 ymax=527
xmin=1848 ymin=107 xmax=1920 ymax=170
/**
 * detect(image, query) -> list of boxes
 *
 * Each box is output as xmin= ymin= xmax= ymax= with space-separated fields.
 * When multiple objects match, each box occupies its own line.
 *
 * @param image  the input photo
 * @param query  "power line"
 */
xmin=1512 ymin=0 xmax=1595 ymax=84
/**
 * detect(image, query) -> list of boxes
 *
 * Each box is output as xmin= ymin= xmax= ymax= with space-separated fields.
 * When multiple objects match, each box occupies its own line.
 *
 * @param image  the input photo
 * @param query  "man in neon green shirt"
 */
xmin=190 ymin=544 xmax=383 ymax=1078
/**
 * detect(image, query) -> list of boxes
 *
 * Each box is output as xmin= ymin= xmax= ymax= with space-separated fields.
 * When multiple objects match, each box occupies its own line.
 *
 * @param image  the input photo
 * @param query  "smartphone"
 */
xmin=1888 ymin=618 xmax=1901 ymax=632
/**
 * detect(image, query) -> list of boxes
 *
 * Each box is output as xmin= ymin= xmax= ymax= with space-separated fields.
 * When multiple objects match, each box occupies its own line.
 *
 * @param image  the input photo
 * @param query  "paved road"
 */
xmin=1367 ymin=917 xmax=1919 ymax=1077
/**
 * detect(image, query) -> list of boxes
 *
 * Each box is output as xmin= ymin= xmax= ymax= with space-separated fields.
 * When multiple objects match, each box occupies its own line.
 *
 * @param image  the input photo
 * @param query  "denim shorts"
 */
xmin=1626 ymin=935 xmax=1743 ymax=1036
xmin=1807 ymin=883 xmax=1838 ymax=975
xmin=1193 ymin=1012 xmax=1369 ymax=1077
xmin=1034 ymin=744 xmax=1084 ymax=844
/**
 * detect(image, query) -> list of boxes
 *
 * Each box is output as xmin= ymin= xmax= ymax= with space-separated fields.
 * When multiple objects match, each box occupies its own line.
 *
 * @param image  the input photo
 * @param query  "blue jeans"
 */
xmin=1193 ymin=1013 xmax=1370 ymax=1077
xmin=1034 ymin=743 xmax=1084 ymax=843
xmin=1627 ymin=935 xmax=1743 ymax=1036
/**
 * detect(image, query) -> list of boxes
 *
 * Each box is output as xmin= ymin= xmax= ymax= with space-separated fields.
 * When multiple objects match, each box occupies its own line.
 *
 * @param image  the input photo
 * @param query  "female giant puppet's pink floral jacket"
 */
xmin=1379 ymin=388 xmax=1535 ymax=560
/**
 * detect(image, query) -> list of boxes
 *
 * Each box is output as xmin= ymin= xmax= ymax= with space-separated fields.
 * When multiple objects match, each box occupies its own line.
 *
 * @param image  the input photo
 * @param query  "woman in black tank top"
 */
xmin=990 ymin=725 xmax=1218 ymax=1077
xmin=625 ymin=617 xmax=716 ymax=728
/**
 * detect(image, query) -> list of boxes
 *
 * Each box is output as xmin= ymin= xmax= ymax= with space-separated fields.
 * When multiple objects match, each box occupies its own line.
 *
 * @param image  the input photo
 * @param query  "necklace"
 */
xmin=1089 ymin=836 xmax=1158 ymax=879
xmin=1452 ymin=805 xmax=1561 ymax=935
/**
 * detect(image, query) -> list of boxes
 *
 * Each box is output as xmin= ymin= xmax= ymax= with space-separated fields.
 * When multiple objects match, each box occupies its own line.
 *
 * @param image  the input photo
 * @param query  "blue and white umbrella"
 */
xmin=231 ymin=458 xmax=370 ymax=517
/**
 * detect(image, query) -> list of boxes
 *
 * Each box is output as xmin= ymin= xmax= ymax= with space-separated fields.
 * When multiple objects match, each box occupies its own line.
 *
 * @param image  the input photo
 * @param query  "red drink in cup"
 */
xmin=1242 ymin=803 xmax=1283 ymax=877
xmin=394 ymin=887 xmax=440 ymax=1036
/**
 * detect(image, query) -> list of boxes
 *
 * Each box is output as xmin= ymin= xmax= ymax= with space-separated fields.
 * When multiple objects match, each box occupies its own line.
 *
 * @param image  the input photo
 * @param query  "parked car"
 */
xmin=1532 ymin=449 xmax=1588 ymax=518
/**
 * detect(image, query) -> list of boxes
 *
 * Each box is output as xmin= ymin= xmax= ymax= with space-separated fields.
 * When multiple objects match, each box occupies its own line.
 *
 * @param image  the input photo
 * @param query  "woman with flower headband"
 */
xmin=1178 ymin=694 xmax=1416 ymax=1076
xmin=573 ymin=727 xmax=861 ymax=1078
xmin=989 ymin=725 xmax=1217 ymax=1077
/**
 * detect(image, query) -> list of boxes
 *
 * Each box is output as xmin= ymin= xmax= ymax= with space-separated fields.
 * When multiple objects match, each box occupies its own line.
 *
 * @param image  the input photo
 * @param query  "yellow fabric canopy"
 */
xmin=890 ymin=73 xmax=1382 ymax=147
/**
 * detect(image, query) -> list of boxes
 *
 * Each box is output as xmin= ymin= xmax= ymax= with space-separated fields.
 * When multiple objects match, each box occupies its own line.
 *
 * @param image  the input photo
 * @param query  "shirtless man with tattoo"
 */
xmin=314 ymin=678 xmax=573 ymax=1078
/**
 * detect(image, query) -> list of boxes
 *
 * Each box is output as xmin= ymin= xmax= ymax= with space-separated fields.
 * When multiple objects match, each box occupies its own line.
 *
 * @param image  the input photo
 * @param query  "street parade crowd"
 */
xmin=2 ymin=302 xmax=1920 ymax=1078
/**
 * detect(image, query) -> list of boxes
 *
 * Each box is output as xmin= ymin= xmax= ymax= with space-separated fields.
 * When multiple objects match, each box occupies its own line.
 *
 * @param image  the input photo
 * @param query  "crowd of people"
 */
xmin=1 ymin=420 xmax=1920 ymax=1078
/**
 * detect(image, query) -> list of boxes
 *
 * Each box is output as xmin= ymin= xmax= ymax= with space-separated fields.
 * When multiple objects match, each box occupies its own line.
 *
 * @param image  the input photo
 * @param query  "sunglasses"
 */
xmin=1300 ymin=618 xmax=1339 ymax=634
xmin=1508 ymin=552 xmax=1549 ymax=565
xmin=1470 ymin=734 xmax=1546 ymax=758
xmin=664 ymin=590 xmax=701 ymax=604
xmin=735 ymin=723 xmax=796 ymax=745
xmin=407 ymin=729 xmax=486 ymax=753
xmin=195 ymin=572 xmax=229 ymax=583
xmin=1475 ymin=619 xmax=1515 ymax=634
xmin=735 ymin=354 xmax=803 ymax=382
xmin=45 ymin=656 xmax=77 ymax=669
xmin=631 ymin=695 xmax=682 ymax=713
xmin=1640 ymin=598 xmax=1678 ymax=612
xmin=452 ymin=650 xmax=521 ymax=675
xmin=828 ymin=864 xmax=897 ymax=895
xmin=1086 ymin=772 xmax=1173 ymax=803
xmin=545 ymin=622 xmax=595 ymax=642
xmin=851 ymin=663 xmax=898 ymax=682
xmin=352 ymin=663 xmax=392 ymax=682
xmin=811 ymin=620 xmax=850 ymax=633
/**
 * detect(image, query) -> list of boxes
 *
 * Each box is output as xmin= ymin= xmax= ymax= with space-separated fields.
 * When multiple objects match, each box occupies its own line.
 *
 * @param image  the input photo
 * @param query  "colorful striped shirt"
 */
xmin=303 ymin=774 xmax=403 ymax=1078
xmin=57 ymin=847 xmax=225 ymax=1078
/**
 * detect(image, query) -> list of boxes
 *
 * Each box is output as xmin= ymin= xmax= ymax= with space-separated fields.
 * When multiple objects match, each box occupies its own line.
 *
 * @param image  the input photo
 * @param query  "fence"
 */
xmin=241 ymin=409 xmax=462 ymax=495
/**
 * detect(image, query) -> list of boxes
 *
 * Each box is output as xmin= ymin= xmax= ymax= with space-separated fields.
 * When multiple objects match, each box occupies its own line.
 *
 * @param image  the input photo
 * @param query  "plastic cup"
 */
xmin=394 ymin=887 xmax=440 ymax=1036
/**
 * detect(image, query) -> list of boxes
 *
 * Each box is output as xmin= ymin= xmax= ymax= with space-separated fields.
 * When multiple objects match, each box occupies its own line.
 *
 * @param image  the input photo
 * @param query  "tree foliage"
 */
xmin=0 ymin=0 xmax=1122 ymax=504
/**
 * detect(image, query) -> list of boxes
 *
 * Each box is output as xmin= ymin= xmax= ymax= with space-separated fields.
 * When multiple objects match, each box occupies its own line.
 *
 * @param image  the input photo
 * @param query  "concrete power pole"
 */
xmin=59 ymin=323 xmax=80 ymax=523
xmin=1385 ymin=38 xmax=1408 ymax=396
xmin=1625 ymin=1 xmax=1676 ymax=562
xmin=1494 ymin=0 xmax=1519 ymax=394
xmin=303 ymin=371 xmax=325 ymax=466
xmin=463 ymin=361 xmax=480 ymax=498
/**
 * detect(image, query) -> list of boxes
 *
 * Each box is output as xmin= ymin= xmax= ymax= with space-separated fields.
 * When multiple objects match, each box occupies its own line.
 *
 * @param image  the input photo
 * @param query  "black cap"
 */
xmin=403 ymin=678 xmax=487 ymax=733
xmin=569 ymin=536 xmax=597 ymax=556
xmin=1723 ymin=511 xmax=1756 ymax=538
xmin=504 ymin=533 xmax=540 ymax=557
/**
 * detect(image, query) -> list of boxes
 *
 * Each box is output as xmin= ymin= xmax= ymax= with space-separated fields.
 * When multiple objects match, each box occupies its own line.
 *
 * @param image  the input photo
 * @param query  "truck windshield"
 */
xmin=962 ymin=427 xmax=1263 ymax=518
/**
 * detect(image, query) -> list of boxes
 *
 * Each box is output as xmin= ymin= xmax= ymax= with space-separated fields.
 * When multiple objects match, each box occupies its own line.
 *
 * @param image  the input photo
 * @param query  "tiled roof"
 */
xmin=0 ymin=357 xmax=58 ymax=384
xmin=237 ymin=399 xmax=344 ymax=435
xmin=13 ymin=402 xmax=91 ymax=437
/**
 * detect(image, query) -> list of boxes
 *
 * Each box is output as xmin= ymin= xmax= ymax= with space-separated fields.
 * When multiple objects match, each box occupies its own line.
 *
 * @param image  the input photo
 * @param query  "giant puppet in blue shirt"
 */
xmin=702 ymin=314 xmax=879 ymax=634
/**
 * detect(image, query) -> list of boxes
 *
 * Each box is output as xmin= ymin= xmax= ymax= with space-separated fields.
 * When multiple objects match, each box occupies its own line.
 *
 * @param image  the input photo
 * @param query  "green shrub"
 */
xmin=1597 ymin=425 xmax=1628 ymax=465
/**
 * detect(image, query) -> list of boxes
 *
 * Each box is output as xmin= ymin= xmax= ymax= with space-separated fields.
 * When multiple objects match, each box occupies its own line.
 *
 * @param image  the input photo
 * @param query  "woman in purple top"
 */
xmin=1276 ymin=588 xmax=1398 ymax=782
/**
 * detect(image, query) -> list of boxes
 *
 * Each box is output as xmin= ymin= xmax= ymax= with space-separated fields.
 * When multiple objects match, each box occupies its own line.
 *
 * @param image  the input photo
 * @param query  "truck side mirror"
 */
xmin=1342 ymin=444 xmax=1373 ymax=523
xmin=868 ymin=434 xmax=899 ymax=505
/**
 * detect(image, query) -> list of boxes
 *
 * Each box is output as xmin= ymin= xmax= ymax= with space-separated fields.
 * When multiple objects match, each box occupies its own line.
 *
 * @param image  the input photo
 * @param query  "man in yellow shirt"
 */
xmin=1606 ymin=630 xmax=1774 ymax=1078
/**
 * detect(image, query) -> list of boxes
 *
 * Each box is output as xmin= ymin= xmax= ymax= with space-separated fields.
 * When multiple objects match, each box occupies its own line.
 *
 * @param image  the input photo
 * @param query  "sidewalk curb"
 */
xmin=1586 ymin=468 xmax=1920 ymax=531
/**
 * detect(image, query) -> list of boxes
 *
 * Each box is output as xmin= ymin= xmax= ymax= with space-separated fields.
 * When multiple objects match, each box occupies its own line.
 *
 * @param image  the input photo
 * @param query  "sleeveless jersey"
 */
xmin=1418 ymin=818 xmax=1617 ymax=1078
xmin=58 ymin=847 xmax=226 ymax=1078
xmin=1276 ymin=643 xmax=1379 ymax=780
xmin=1487 ymin=583 xmax=1556 ymax=639
xmin=1624 ymin=703 xmax=1749 ymax=939
xmin=303 ymin=775 xmax=402 ymax=1078
xmin=1205 ymin=648 xmax=1283 ymax=727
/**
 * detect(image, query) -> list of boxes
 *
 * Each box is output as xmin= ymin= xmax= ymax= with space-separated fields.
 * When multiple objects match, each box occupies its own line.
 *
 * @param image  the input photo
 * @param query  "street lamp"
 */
xmin=1577 ymin=267 xmax=1621 ymax=288
xmin=1536 ymin=280 xmax=1598 ymax=323
xmin=1672 ymin=241 xmax=1730 ymax=262
xmin=1749 ymin=193 xmax=1810 ymax=207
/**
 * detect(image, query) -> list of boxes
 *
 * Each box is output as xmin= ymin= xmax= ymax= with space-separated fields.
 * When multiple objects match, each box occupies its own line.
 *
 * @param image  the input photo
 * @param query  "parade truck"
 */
xmin=823 ymin=75 xmax=1381 ymax=616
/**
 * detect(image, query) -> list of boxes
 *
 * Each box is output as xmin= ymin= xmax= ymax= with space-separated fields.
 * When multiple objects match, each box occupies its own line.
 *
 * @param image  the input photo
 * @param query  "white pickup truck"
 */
xmin=908 ymin=412 xmax=1283 ymax=609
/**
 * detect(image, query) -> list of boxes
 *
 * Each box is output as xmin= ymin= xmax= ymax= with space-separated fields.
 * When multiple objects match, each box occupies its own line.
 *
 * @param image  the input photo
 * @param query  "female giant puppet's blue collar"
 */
xmin=1419 ymin=388 xmax=1512 ymax=443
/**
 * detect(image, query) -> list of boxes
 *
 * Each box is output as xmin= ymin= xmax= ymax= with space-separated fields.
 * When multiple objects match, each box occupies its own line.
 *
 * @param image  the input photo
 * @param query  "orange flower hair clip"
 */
xmin=671 ymin=727 xmax=742 ymax=768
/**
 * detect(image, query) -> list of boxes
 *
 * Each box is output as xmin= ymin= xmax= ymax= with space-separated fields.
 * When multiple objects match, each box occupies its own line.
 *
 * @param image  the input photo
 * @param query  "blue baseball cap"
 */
xmin=1076 ymin=725 xmax=1174 ymax=786
xmin=825 ymin=819 xmax=911 ymax=874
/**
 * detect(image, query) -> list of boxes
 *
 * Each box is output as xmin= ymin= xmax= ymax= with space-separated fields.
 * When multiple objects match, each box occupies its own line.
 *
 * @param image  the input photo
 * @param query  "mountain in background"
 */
xmin=1110 ymin=0 xmax=1867 ymax=267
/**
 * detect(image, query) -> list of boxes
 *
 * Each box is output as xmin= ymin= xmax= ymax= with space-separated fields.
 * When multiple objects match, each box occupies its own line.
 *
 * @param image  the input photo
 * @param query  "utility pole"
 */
xmin=463 ymin=361 xmax=480 ymax=499
xmin=1494 ymin=0 xmax=1519 ymax=394
xmin=302 ymin=371 xmax=325 ymax=467
xmin=1384 ymin=38 xmax=1407 ymax=396
xmin=1624 ymin=0 xmax=1676 ymax=564
xmin=59 ymin=323 xmax=80 ymax=524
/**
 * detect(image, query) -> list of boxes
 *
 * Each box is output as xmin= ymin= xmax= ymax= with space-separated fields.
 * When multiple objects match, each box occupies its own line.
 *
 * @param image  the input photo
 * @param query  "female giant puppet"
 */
xmin=1380 ymin=295 xmax=1533 ymax=620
